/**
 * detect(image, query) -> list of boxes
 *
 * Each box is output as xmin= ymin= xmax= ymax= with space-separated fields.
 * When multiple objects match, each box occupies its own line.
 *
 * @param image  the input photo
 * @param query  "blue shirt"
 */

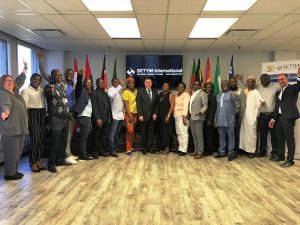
xmin=215 ymin=91 xmax=237 ymax=127
xmin=66 ymin=83 xmax=74 ymax=110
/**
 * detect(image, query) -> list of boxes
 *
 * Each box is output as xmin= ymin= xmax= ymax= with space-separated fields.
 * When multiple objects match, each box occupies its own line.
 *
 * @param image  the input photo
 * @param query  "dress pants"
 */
xmin=275 ymin=115 xmax=296 ymax=162
xmin=157 ymin=116 xmax=174 ymax=150
xmin=2 ymin=134 xmax=25 ymax=176
xmin=77 ymin=116 xmax=91 ymax=157
xmin=140 ymin=119 xmax=155 ymax=151
xmin=92 ymin=121 xmax=109 ymax=155
xmin=65 ymin=113 xmax=76 ymax=157
xmin=174 ymin=117 xmax=189 ymax=153
xmin=218 ymin=126 xmax=235 ymax=156
xmin=204 ymin=121 xmax=217 ymax=154
xmin=257 ymin=113 xmax=277 ymax=155
xmin=189 ymin=120 xmax=204 ymax=154
xmin=47 ymin=116 xmax=68 ymax=164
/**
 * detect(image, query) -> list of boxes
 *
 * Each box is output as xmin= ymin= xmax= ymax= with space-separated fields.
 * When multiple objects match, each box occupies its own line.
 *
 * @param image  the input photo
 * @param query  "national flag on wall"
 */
xmin=73 ymin=57 xmax=78 ymax=84
xmin=213 ymin=56 xmax=221 ymax=95
xmin=195 ymin=58 xmax=200 ymax=82
xmin=190 ymin=58 xmax=196 ymax=90
xmin=113 ymin=58 xmax=117 ymax=79
xmin=101 ymin=55 xmax=108 ymax=91
xmin=85 ymin=54 xmax=94 ymax=89
xmin=199 ymin=58 xmax=204 ymax=84
xmin=205 ymin=57 xmax=211 ymax=82
xmin=229 ymin=55 xmax=234 ymax=79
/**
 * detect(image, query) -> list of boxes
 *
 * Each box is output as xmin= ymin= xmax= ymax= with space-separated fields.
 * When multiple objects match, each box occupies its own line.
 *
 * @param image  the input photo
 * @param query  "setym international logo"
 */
xmin=126 ymin=68 xmax=135 ymax=76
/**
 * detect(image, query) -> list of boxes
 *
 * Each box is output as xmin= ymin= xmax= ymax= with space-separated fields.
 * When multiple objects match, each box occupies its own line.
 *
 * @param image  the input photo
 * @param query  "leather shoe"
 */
xmin=47 ymin=164 xmax=57 ymax=173
xmin=110 ymin=152 xmax=118 ymax=157
xmin=56 ymin=160 xmax=73 ymax=166
xmin=189 ymin=151 xmax=197 ymax=156
xmin=142 ymin=149 xmax=147 ymax=155
xmin=228 ymin=154 xmax=234 ymax=161
xmin=248 ymin=153 xmax=255 ymax=158
xmin=194 ymin=153 xmax=203 ymax=159
xmin=148 ymin=149 xmax=156 ymax=154
xmin=255 ymin=152 xmax=266 ymax=157
xmin=99 ymin=152 xmax=109 ymax=157
xmin=203 ymin=152 xmax=213 ymax=156
xmin=30 ymin=164 xmax=40 ymax=172
xmin=280 ymin=161 xmax=294 ymax=168
xmin=178 ymin=151 xmax=187 ymax=156
xmin=271 ymin=156 xmax=285 ymax=161
xmin=4 ymin=173 xmax=23 ymax=180
xmin=214 ymin=153 xmax=226 ymax=158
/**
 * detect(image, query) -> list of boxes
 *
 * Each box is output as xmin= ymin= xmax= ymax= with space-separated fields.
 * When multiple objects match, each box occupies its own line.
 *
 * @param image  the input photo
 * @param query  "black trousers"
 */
xmin=234 ymin=113 xmax=240 ymax=152
xmin=47 ymin=116 xmax=68 ymax=164
xmin=140 ymin=120 xmax=155 ymax=151
xmin=92 ymin=121 xmax=109 ymax=155
xmin=204 ymin=121 xmax=217 ymax=154
xmin=257 ymin=113 xmax=276 ymax=155
xmin=274 ymin=115 xmax=296 ymax=162
xmin=157 ymin=116 xmax=174 ymax=150
xmin=28 ymin=108 xmax=46 ymax=164
xmin=77 ymin=116 xmax=91 ymax=157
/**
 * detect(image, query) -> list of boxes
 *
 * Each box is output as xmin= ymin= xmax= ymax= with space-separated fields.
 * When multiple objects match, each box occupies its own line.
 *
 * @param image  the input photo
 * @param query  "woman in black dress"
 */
xmin=157 ymin=81 xmax=175 ymax=155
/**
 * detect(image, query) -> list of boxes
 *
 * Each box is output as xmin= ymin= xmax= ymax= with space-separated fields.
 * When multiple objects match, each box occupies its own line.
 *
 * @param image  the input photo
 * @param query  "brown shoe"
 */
xmin=189 ymin=151 xmax=197 ymax=156
xmin=158 ymin=150 xmax=163 ymax=154
xmin=161 ymin=147 xmax=170 ymax=155
xmin=194 ymin=153 xmax=203 ymax=159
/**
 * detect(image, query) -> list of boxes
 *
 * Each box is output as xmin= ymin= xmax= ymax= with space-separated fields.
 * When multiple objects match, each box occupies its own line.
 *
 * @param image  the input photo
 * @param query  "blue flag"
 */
xmin=229 ymin=55 xmax=234 ymax=79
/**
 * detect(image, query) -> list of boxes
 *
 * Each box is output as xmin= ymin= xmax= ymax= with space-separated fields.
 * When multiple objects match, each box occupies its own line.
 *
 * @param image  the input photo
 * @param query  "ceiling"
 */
xmin=1 ymin=0 xmax=300 ymax=52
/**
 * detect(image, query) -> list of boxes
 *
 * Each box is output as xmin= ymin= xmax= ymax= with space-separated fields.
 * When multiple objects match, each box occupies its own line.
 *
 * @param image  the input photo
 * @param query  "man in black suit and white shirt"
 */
xmin=137 ymin=77 xmax=158 ymax=154
xmin=269 ymin=67 xmax=300 ymax=167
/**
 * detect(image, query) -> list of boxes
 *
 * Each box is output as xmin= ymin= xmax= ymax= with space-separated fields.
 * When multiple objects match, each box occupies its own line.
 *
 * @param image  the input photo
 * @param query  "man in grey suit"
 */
xmin=189 ymin=81 xmax=208 ymax=159
xmin=137 ymin=77 xmax=158 ymax=154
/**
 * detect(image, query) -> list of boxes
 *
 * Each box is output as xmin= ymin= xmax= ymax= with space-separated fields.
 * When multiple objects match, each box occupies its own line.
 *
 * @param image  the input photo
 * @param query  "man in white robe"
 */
xmin=239 ymin=76 xmax=264 ymax=157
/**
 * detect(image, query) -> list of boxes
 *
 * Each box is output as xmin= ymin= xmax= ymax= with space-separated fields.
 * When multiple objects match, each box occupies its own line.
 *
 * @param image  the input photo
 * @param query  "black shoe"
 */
xmin=271 ymin=156 xmax=285 ymax=161
xmin=4 ymin=173 xmax=23 ymax=180
xmin=110 ymin=152 xmax=118 ymax=157
xmin=47 ymin=164 xmax=57 ymax=173
xmin=248 ymin=153 xmax=255 ymax=158
xmin=16 ymin=172 xmax=24 ymax=177
xmin=56 ymin=160 xmax=73 ymax=166
xmin=228 ymin=154 xmax=234 ymax=161
xmin=178 ymin=152 xmax=187 ymax=156
xmin=92 ymin=153 xmax=99 ymax=159
xmin=99 ymin=152 xmax=109 ymax=157
xmin=214 ymin=153 xmax=226 ymax=158
xmin=79 ymin=155 xmax=93 ymax=160
xmin=148 ymin=149 xmax=156 ymax=154
xmin=255 ymin=152 xmax=266 ymax=158
xmin=142 ymin=149 xmax=147 ymax=155
xmin=173 ymin=150 xmax=180 ymax=154
xmin=280 ymin=161 xmax=294 ymax=168
xmin=203 ymin=152 xmax=213 ymax=156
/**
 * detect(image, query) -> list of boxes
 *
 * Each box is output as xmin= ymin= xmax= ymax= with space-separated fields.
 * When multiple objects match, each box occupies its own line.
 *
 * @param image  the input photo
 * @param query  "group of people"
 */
xmin=1 ymin=58 xmax=300 ymax=180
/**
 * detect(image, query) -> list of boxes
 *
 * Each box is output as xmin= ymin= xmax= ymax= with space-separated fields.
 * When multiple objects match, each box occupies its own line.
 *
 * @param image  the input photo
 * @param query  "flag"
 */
xmin=113 ymin=58 xmax=117 ymax=79
xmin=229 ymin=55 xmax=234 ymax=79
xmin=190 ymin=58 xmax=196 ymax=90
xmin=213 ymin=56 xmax=221 ymax=95
xmin=205 ymin=57 xmax=211 ymax=82
xmin=199 ymin=58 xmax=204 ymax=84
xmin=85 ymin=54 xmax=94 ymax=89
xmin=195 ymin=58 xmax=200 ymax=82
xmin=73 ymin=57 xmax=78 ymax=83
xmin=101 ymin=55 xmax=108 ymax=91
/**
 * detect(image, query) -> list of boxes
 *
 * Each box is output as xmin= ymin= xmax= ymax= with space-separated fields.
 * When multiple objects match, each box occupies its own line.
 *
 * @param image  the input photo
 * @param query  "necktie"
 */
xmin=147 ymin=89 xmax=152 ymax=100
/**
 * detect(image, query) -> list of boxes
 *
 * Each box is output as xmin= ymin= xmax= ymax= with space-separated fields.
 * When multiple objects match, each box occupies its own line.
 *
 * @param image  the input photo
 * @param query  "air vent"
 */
xmin=225 ymin=29 xmax=257 ymax=38
xmin=32 ymin=29 xmax=65 ymax=38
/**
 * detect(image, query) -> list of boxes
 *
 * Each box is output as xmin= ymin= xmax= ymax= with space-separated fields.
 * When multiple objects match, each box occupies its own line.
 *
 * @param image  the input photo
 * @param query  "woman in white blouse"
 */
xmin=21 ymin=73 xmax=46 ymax=172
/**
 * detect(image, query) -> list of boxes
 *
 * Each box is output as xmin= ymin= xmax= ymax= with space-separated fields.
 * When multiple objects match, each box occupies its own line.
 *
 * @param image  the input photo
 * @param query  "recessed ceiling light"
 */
xmin=203 ymin=0 xmax=257 ymax=11
xmin=81 ymin=0 xmax=132 ymax=11
xmin=189 ymin=18 xmax=238 ymax=38
xmin=97 ymin=18 xmax=141 ymax=38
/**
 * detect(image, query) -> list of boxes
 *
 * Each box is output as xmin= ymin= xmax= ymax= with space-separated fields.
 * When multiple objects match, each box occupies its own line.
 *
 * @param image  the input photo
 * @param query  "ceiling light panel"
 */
xmin=81 ymin=0 xmax=132 ymax=11
xmin=189 ymin=18 xmax=238 ymax=38
xmin=97 ymin=18 xmax=141 ymax=38
xmin=203 ymin=0 xmax=257 ymax=11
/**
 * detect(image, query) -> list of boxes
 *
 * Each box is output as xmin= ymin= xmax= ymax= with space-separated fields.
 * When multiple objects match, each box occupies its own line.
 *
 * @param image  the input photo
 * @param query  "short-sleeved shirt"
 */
xmin=122 ymin=89 xmax=137 ymax=114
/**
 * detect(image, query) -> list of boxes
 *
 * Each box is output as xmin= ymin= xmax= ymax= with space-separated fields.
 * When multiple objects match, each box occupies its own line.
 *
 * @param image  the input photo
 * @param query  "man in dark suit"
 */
xmin=137 ymin=77 xmax=158 ymax=154
xmin=91 ymin=78 xmax=112 ymax=159
xmin=269 ymin=67 xmax=300 ymax=167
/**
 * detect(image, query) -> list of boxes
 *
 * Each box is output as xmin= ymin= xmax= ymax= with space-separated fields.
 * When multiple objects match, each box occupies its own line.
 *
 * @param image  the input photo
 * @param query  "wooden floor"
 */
xmin=0 ymin=152 xmax=299 ymax=225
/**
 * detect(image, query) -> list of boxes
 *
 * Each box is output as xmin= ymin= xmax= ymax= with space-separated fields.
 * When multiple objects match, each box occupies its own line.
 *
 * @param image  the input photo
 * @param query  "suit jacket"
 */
xmin=189 ymin=90 xmax=208 ymax=120
xmin=273 ymin=79 xmax=300 ymax=120
xmin=72 ymin=74 xmax=90 ymax=115
xmin=136 ymin=88 xmax=158 ymax=121
xmin=91 ymin=89 xmax=112 ymax=123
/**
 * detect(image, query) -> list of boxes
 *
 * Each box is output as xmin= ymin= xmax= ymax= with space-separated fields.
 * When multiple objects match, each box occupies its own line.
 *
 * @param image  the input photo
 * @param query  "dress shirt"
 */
xmin=108 ymin=85 xmax=124 ymax=120
xmin=257 ymin=83 xmax=280 ymax=113
xmin=21 ymin=85 xmax=45 ymax=109
xmin=278 ymin=84 xmax=289 ymax=114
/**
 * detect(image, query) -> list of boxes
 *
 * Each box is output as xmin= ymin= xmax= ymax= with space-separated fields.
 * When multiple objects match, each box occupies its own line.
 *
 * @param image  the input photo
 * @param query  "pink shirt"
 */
xmin=174 ymin=92 xmax=190 ymax=117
